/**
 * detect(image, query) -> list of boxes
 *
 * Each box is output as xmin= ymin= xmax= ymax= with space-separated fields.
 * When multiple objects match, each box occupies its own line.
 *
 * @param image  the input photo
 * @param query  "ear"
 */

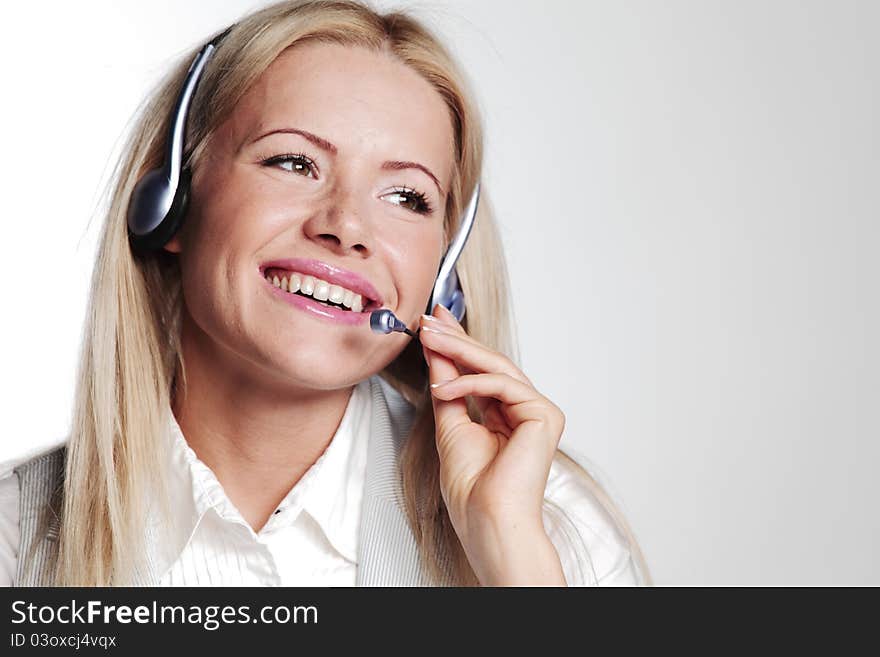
xmin=161 ymin=165 xmax=193 ymax=255
xmin=163 ymin=235 xmax=182 ymax=254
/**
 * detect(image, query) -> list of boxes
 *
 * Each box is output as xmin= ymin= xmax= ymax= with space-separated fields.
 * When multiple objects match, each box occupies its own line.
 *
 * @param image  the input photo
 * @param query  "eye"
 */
xmin=383 ymin=186 xmax=434 ymax=216
xmin=259 ymin=152 xmax=317 ymax=178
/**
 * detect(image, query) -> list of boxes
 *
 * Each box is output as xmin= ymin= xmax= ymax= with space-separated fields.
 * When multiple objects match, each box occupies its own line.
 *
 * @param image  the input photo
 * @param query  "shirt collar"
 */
xmin=295 ymin=377 xmax=372 ymax=562
xmin=154 ymin=377 xmax=373 ymax=580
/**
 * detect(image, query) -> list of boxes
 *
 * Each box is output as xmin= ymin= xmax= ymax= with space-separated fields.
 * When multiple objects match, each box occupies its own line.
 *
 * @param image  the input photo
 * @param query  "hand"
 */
xmin=418 ymin=303 xmax=568 ymax=586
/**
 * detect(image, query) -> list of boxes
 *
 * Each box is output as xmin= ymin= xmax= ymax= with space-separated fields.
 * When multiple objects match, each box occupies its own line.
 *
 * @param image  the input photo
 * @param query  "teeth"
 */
xmin=313 ymin=279 xmax=330 ymax=301
xmin=265 ymin=269 xmax=367 ymax=312
xmin=328 ymin=284 xmax=345 ymax=304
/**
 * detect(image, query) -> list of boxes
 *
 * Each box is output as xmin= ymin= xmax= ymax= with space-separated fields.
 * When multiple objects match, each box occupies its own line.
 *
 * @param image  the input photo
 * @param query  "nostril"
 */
xmin=319 ymin=234 xmax=368 ymax=255
xmin=318 ymin=234 xmax=341 ymax=247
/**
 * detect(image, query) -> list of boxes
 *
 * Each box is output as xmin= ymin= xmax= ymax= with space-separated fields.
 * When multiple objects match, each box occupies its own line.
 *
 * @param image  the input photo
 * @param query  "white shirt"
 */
xmin=0 ymin=378 xmax=642 ymax=586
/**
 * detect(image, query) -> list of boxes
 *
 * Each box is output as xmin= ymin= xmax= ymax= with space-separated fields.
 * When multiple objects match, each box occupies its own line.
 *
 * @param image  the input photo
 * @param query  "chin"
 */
xmin=261 ymin=343 xmax=371 ymax=390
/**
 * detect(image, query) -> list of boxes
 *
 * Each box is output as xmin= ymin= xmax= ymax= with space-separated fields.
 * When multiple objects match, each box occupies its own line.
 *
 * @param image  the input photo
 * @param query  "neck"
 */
xmin=171 ymin=312 xmax=355 ymax=533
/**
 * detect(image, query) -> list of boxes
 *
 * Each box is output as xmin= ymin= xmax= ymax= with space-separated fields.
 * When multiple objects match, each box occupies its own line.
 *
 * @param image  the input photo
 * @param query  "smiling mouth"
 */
xmin=261 ymin=268 xmax=380 ymax=313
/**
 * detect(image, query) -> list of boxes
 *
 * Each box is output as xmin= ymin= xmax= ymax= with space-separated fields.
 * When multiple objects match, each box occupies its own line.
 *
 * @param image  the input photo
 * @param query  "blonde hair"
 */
xmin=54 ymin=0 xmax=651 ymax=585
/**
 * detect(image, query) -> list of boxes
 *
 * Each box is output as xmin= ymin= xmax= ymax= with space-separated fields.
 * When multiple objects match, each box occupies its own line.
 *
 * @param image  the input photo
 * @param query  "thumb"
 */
xmin=421 ymin=307 xmax=469 ymax=435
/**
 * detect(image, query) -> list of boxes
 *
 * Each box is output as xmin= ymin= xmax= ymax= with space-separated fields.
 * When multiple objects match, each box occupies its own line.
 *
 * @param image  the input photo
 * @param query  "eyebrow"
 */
xmin=249 ymin=127 xmax=445 ymax=196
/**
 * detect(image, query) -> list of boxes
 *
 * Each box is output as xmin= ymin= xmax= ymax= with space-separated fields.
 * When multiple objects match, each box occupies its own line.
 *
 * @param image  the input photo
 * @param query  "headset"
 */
xmin=126 ymin=25 xmax=479 ymax=338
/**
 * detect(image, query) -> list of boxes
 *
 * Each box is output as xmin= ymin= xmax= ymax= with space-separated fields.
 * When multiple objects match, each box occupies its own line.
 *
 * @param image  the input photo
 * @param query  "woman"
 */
xmin=0 ymin=0 xmax=650 ymax=586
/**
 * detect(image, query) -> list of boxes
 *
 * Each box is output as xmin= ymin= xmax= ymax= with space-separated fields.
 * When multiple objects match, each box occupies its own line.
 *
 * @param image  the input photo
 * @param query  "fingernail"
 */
xmin=430 ymin=380 xmax=454 ymax=388
xmin=437 ymin=304 xmax=454 ymax=317
xmin=421 ymin=314 xmax=440 ymax=323
xmin=436 ymin=304 xmax=460 ymax=325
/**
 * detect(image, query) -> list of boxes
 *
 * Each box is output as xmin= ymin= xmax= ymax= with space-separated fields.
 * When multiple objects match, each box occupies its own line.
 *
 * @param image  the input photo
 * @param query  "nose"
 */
xmin=302 ymin=184 xmax=372 ymax=258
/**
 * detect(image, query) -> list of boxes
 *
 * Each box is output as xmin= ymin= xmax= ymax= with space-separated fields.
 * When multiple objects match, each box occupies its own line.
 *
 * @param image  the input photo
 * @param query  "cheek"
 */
xmin=176 ymin=244 xmax=237 ymax=338
xmin=175 ymin=182 xmax=262 ymax=333
xmin=182 ymin=172 xmax=291 ymax=287
xmin=388 ymin=224 xmax=445 ymax=311
xmin=191 ymin=171 xmax=259 ymax=242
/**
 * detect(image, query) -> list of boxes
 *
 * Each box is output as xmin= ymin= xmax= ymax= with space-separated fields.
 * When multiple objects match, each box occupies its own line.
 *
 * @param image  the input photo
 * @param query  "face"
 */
xmin=165 ymin=41 xmax=455 ymax=391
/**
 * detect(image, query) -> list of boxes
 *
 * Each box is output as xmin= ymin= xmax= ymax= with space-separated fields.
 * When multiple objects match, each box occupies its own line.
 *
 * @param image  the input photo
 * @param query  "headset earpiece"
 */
xmin=128 ymin=166 xmax=192 ymax=254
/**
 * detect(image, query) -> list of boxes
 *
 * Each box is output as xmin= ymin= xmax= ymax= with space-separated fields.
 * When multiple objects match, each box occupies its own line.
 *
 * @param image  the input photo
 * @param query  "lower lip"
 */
xmin=261 ymin=274 xmax=370 ymax=326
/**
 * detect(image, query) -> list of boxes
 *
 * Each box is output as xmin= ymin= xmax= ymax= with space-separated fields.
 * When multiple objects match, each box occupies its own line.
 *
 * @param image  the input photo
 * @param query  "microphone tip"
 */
xmin=370 ymin=308 xmax=415 ymax=336
xmin=370 ymin=308 xmax=394 ymax=334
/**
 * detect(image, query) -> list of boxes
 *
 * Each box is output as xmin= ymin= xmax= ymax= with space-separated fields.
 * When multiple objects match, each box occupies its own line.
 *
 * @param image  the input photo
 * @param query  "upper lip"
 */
xmin=259 ymin=257 xmax=384 ymax=308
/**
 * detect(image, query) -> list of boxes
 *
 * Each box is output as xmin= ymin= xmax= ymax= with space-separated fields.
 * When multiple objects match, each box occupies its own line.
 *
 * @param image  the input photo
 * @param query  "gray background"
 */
xmin=1 ymin=0 xmax=876 ymax=584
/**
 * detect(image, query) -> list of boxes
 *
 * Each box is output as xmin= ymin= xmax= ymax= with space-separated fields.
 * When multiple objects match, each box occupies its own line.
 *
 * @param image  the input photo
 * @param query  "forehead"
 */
xmin=224 ymin=41 xmax=455 ymax=183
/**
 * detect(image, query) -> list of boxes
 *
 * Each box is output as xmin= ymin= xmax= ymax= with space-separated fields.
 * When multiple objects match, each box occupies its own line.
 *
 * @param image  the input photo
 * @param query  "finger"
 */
xmin=431 ymin=373 xmax=564 ymax=458
xmin=427 ymin=302 xmax=470 ymax=338
xmin=421 ymin=303 xmax=483 ymax=379
xmin=420 ymin=311 xmax=476 ymax=347
xmin=421 ymin=342 xmax=470 ymax=434
xmin=419 ymin=325 xmax=531 ymax=387
xmin=424 ymin=304 xmax=534 ymax=387
xmin=432 ymin=302 xmax=462 ymax=328
xmin=419 ymin=315 xmax=478 ymax=377
xmin=431 ymin=373 xmax=565 ymax=456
